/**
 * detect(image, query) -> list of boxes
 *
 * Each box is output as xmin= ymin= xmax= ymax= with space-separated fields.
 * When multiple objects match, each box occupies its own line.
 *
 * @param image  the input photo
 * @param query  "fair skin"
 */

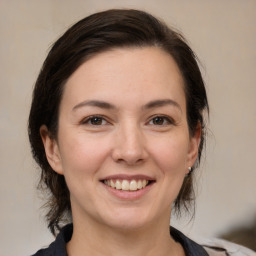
xmin=41 ymin=47 xmax=201 ymax=256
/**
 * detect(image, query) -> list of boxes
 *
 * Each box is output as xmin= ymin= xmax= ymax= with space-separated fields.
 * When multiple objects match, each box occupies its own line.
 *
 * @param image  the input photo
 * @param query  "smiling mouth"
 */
xmin=102 ymin=179 xmax=154 ymax=191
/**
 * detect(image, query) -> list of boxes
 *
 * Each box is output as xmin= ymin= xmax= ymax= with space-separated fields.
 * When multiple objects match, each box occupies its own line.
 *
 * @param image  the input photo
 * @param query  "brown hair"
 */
xmin=28 ymin=9 xmax=208 ymax=235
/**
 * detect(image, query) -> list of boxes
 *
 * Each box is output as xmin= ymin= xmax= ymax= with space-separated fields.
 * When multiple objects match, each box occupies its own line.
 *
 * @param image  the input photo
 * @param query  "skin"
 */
xmin=41 ymin=47 xmax=201 ymax=256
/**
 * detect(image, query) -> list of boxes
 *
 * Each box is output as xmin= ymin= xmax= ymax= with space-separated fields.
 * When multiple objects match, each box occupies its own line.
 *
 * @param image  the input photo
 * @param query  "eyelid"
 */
xmin=80 ymin=115 xmax=110 ymax=125
xmin=147 ymin=115 xmax=176 ymax=126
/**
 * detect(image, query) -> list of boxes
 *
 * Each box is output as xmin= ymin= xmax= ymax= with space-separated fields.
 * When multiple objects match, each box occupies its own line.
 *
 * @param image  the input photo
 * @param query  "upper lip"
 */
xmin=100 ymin=174 xmax=155 ymax=181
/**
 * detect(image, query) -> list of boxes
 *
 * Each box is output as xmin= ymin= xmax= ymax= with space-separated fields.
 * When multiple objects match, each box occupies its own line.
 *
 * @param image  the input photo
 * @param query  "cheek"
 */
xmin=58 ymin=132 xmax=110 ymax=178
xmin=149 ymin=134 xmax=189 ymax=174
xmin=147 ymin=135 xmax=190 ymax=211
xmin=57 ymin=134 xmax=112 ymax=203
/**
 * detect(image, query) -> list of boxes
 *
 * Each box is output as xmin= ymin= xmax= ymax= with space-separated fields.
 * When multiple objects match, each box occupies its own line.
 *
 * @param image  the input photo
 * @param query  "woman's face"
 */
xmin=42 ymin=47 xmax=200 ymax=230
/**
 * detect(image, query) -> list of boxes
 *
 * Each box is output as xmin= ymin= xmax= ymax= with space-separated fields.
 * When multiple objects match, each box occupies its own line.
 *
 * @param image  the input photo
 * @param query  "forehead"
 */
xmin=61 ymin=46 xmax=186 ymax=110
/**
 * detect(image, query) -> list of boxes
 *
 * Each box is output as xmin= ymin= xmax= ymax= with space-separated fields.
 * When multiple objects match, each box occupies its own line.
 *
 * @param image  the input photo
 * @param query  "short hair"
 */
xmin=28 ymin=9 xmax=209 ymax=235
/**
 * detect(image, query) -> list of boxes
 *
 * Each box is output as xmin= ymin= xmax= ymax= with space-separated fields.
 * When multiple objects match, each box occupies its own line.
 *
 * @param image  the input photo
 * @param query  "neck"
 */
xmin=67 ymin=214 xmax=184 ymax=256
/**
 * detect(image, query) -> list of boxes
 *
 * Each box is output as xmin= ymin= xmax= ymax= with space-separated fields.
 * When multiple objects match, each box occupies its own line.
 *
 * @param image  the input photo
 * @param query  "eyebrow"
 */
xmin=143 ymin=99 xmax=181 ymax=111
xmin=72 ymin=100 xmax=116 ymax=111
xmin=72 ymin=99 xmax=181 ymax=112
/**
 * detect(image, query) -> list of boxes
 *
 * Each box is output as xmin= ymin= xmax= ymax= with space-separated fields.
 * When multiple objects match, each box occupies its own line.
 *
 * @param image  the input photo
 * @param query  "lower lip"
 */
xmin=102 ymin=182 xmax=154 ymax=200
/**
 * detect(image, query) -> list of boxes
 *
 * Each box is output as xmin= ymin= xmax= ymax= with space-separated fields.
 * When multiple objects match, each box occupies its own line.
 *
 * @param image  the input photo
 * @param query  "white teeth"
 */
xmin=116 ymin=180 xmax=122 ymax=190
xmin=122 ymin=180 xmax=130 ymax=190
xmin=110 ymin=180 xmax=115 ymax=188
xmin=103 ymin=179 xmax=149 ymax=191
xmin=137 ymin=180 xmax=142 ymax=189
xmin=129 ymin=180 xmax=137 ymax=191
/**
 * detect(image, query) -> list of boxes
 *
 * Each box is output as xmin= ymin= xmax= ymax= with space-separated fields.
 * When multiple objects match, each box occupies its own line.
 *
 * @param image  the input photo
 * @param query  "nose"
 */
xmin=111 ymin=123 xmax=148 ymax=165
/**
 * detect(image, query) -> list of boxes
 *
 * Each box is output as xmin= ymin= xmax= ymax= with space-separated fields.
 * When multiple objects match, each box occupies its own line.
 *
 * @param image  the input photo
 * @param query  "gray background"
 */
xmin=0 ymin=1 xmax=255 ymax=255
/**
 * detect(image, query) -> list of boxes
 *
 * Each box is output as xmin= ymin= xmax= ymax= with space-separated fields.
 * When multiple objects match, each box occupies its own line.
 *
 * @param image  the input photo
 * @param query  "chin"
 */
xmin=100 ymin=208 xmax=155 ymax=231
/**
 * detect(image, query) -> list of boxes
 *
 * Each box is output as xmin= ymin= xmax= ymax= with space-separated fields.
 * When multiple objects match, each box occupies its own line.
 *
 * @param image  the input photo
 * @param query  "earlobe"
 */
xmin=40 ymin=125 xmax=64 ymax=175
xmin=187 ymin=123 xmax=201 ymax=169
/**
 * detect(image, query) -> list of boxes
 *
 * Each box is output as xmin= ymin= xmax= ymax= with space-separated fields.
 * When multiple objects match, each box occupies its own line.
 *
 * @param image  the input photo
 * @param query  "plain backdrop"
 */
xmin=0 ymin=1 xmax=255 ymax=255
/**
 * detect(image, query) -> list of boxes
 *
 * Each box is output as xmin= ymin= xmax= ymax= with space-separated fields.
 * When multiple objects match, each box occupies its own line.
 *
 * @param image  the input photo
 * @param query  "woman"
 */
xmin=28 ymin=9 xmax=254 ymax=256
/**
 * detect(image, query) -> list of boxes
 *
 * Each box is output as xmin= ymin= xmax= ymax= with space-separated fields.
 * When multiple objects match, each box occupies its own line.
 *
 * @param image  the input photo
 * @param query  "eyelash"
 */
xmin=81 ymin=115 xmax=175 ymax=127
xmin=81 ymin=115 xmax=109 ymax=126
xmin=147 ymin=115 xmax=176 ymax=126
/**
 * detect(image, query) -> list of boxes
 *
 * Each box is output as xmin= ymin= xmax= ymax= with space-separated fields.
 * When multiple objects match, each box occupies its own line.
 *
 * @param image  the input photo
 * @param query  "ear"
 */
xmin=40 ymin=125 xmax=64 ymax=175
xmin=186 ymin=122 xmax=201 ymax=172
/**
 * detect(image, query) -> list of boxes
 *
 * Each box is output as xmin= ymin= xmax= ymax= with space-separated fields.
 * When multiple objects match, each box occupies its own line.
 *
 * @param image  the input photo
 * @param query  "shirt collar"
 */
xmin=46 ymin=224 xmax=208 ymax=256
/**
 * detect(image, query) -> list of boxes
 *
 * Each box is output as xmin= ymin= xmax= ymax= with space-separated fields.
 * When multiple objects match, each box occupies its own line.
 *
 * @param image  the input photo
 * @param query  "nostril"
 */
xmin=113 ymin=158 xmax=146 ymax=168
xmin=116 ymin=158 xmax=144 ymax=166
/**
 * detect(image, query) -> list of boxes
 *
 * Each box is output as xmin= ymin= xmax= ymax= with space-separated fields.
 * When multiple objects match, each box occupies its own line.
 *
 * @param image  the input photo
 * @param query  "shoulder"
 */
xmin=30 ymin=224 xmax=73 ymax=256
xmin=170 ymin=227 xmax=255 ymax=256
xmin=30 ymin=247 xmax=50 ymax=256
xmin=30 ymin=241 xmax=60 ymax=256
xmin=199 ymin=237 xmax=256 ymax=256
xmin=30 ymin=244 xmax=55 ymax=256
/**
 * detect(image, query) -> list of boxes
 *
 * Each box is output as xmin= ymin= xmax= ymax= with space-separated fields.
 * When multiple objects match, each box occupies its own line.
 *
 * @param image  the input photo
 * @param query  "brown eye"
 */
xmin=90 ymin=117 xmax=103 ymax=125
xmin=152 ymin=116 xmax=165 ymax=125
xmin=82 ymin=116 xmax=108 ymax=126
xmin=148 ymin=116 xmax=174 ymax=126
